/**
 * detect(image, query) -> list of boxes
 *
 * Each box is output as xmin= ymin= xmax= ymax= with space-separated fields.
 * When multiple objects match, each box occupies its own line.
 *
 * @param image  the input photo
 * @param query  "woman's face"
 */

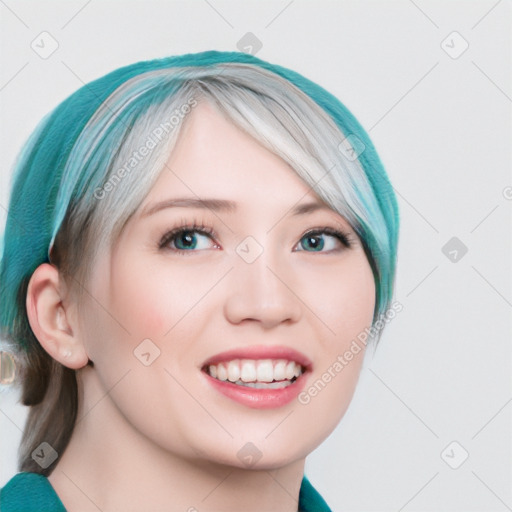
xmin=79 ymin=100 xmax=375 ymax=468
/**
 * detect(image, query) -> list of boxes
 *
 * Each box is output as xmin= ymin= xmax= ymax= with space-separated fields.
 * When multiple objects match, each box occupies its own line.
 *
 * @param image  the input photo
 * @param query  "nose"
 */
xmin=223 ymin=245 xmax=302 ymax=329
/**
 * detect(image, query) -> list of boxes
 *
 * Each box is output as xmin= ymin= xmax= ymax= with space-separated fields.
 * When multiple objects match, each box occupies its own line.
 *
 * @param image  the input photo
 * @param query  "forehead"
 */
xmin=143 ymin=101 xmax=320 ymax=210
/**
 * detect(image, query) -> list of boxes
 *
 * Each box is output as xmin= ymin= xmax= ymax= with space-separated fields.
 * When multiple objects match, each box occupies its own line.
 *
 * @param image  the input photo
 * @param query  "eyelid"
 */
xmin=295 ymin=226 xmax=355 ymax=250
xmin=158 ymin=221 xmax=218 ymax=251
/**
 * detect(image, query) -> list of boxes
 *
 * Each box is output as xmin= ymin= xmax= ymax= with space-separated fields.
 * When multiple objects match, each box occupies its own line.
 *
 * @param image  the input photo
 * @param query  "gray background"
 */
xmin=1 ymin=1 xmax=511 ymax=510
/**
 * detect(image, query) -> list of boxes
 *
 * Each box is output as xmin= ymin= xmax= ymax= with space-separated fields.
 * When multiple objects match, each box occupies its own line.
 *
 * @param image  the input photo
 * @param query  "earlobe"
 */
xmin=26 ymin=263 xmax=89 ymax=370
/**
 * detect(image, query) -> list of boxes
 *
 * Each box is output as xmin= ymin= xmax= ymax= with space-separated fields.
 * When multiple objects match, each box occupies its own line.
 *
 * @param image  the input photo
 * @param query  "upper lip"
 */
xmin=201 ymin=345 xmax=313 ymax=372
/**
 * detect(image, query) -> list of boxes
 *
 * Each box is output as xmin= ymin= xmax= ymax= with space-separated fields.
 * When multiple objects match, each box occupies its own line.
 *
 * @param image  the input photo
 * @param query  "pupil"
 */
xmin=304 ymin=235 xmax=323 ymax=251
xmin=178 ymin=232 xmax=195 ymax=249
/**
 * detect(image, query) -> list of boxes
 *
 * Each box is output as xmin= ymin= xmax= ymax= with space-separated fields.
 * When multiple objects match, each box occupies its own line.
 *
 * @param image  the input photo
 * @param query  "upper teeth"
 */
xmin=207 ymin=359 xmax=303 ymax=383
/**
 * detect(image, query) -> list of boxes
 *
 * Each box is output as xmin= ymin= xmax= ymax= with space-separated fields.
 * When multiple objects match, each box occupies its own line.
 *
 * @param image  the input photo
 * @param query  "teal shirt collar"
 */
xmin=1 ymin=471 xmax=331 ymax=511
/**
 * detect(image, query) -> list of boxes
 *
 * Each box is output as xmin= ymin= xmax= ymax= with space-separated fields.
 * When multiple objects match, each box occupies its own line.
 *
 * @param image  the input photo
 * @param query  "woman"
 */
xmin=0 ymin=50 xmax=399 ymax=511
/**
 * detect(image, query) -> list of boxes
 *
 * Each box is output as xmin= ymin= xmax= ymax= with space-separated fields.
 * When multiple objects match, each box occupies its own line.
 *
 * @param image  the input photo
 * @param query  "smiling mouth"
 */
xmin=201 ymin=358 xmax=306 ymax=389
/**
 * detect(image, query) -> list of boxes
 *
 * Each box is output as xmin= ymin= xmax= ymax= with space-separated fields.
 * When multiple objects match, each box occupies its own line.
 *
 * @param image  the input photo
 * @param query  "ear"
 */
xmin=26 ymin=263 xmax=90 ymax=369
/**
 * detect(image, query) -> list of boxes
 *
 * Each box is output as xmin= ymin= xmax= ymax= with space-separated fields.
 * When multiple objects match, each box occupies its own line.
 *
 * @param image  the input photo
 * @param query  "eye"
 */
xmin=294 ymin=228 xmax=353 ymax=253
xmin=158 ymin=222 xmax=354 ymax=255
xmin=159 ymin=224 xmax=218 ymax=253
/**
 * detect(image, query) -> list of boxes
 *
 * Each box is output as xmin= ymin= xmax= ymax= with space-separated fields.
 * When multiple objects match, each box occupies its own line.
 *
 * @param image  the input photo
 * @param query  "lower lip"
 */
xmin=202 ymin=370 xmax=308 ymax=409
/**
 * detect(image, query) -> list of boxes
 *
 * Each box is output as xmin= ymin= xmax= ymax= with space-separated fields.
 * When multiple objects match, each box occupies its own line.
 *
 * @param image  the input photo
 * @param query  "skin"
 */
xmin=27 ymin=100 xmax=376 ymax=512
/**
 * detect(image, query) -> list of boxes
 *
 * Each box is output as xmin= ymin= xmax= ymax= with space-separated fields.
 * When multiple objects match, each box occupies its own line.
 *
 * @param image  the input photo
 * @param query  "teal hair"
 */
xmin=0 ymin=50 xmax=399 ymax=352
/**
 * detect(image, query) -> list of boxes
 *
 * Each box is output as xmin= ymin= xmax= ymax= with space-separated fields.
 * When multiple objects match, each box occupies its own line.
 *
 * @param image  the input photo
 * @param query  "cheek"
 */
xmin=107 ymin=253 xmax=173 ymax=338
xmin=303 ymin=253 xmax=376 ymax=340
xmin=106 ymin=249 xmax=224 ymax=342
xmin=78 ymin=248 xmax=173 ymax=371
xmin=292 ymin=256 xmax=375 ymax=445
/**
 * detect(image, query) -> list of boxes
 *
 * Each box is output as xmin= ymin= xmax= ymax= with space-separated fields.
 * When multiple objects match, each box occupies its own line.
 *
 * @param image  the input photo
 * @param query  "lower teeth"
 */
xmin=231 ymin=378 xmax=296 ymax=389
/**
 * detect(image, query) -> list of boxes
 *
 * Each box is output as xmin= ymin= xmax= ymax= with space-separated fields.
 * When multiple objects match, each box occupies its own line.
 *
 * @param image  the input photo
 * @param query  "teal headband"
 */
xmin=0 ymin=50 xmax=399 ymax=343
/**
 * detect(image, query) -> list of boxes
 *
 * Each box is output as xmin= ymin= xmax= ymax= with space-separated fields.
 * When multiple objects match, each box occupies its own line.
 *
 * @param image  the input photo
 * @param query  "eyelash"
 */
xmin=158 ymin=217 xmax=355 ymax=254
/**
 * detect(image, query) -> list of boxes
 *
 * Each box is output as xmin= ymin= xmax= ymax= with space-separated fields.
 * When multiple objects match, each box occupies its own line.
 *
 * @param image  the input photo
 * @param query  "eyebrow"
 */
xmin=140 ymin=197 xmax=333 ymax=218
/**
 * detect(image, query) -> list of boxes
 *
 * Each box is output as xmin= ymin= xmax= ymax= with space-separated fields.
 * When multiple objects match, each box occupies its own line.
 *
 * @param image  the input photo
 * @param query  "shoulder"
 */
xmin=299 ymin=474 xmax=332 ymax=512
xmin=0 ymin=472 xmax=66 ymax=512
